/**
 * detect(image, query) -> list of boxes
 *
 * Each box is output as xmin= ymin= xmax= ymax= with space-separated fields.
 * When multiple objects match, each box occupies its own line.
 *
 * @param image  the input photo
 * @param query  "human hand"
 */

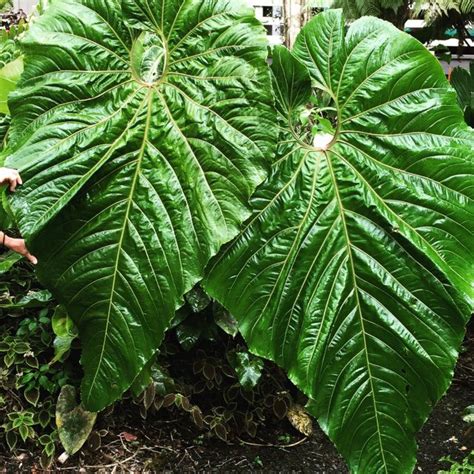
xmin=0 ymin=167 xmax=22 ymax=192
xmin=4 ymin=236 xmax=38 ymax=265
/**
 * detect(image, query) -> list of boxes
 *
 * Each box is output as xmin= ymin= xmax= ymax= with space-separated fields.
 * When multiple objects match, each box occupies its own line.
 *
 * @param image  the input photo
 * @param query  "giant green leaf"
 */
xmin=4 ymin=0 xmax=276 ymax=411
xmin=205 ymin=10 xmax=474 ymax=473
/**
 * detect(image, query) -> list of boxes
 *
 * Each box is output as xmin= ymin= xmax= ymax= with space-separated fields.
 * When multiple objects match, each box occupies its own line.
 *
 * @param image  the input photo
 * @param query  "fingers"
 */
xmin=0 ymin=167 xmax=22 ymax=191
xmin=19 ymin=242 xmax=38 ymax=265
xmin=7 ymin=237 xmax=38 ymax=265
xmin=24 ymin=252 xmax=38 ymax=265
xmin=9 ymin=169 xmax=22 ymax=192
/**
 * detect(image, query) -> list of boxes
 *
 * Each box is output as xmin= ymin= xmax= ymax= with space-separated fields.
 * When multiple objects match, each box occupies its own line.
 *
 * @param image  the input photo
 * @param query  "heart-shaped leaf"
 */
xmin=205 ymin=10 xmax=474 ymax=473
xmin=5 ymin=0 xmax=276 ymax=411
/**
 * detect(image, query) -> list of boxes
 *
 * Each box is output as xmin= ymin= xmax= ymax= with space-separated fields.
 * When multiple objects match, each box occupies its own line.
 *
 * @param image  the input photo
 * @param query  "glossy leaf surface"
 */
xmin=205 ymin=11 xmax=474 ymax=473
xmin=5 ymin=0 xmax=276 ymax=410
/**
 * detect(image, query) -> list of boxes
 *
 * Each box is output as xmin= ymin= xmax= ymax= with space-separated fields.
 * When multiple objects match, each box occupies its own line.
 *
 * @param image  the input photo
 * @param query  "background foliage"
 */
xmin=0 ymin=252 xmax=78 ymax=467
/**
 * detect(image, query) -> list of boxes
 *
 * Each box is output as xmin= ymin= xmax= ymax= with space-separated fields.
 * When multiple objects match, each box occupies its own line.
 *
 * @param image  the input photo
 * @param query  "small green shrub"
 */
xmin=0 ymin=252 xmax=79 ymax=467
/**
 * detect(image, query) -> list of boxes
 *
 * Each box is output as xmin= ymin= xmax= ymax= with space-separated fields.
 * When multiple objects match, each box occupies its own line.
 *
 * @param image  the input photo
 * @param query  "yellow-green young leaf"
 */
xmin=51 ymin=305 xmax=78 ymax=363
xmin=205 ymin=10 xmax=474 ymax=473
xmin=0 ymin=56 xmax=23 ymax=115
xmin=6 ymin=0 xmax=276 ymax=411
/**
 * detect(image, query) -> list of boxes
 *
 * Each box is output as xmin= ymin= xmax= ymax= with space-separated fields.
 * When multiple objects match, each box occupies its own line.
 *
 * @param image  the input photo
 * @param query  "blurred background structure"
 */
xmin=11 ymin=0 xmax=34 ymax=10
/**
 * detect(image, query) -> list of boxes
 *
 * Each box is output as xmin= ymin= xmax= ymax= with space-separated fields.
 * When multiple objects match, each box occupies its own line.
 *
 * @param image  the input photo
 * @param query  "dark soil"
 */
xmin=1 ymin=332 xmax=473 ymax=473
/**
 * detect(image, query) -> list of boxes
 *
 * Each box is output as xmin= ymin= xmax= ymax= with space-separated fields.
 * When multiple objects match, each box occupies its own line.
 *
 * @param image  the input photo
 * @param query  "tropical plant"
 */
xmin=204 ymin=9 xmax=474 ymax=473
xmin=332 ymin=0 xmax=474 ymax=40
xmin=2 ymin=2 xmax=474 ymax=472
xmin=417 ymin=0 xmax=474 ymax=26
xmin=415 ymin=0 xmax=474 ymax=55
xmin=331 ymin=0 xmax=411 ymax=28
xmin=451 ymin=63 xmax=473 ymax=126
xmin=2 ymin=0 xmax=277 ymax=412
xmin=0 ymin=20 xmax=24 ymax=148
xmin=439 ymin=451 xmax=474 ymax=473
xmin=1 ymin=245 xmax=299 ymax=465
xmin=0 ymin=55 xmax=22 ymax=115
xmin=0 ymin=18 xmax=28 ymax=231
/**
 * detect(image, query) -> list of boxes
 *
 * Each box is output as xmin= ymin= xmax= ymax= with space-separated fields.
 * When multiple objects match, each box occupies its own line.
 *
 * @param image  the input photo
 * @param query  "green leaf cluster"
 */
xmin=3 ymin=2 xmax=473 ymax=472
xmin=0 ymin=255 xmax=78 ymax=468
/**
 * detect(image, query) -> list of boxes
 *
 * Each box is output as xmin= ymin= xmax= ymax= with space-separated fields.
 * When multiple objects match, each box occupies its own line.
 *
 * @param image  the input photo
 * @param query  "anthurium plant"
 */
xmin=2 ymin=1 xmax=473 ymax=472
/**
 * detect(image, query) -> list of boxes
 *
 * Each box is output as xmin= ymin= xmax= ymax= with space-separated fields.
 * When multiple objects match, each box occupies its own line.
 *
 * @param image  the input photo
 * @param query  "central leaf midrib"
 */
xmin=84 ymin=90 xmax=154 ymax=404
xmin=326 ymin=152 xmax=389 ymax=473
xmin=154 ymin=86 xmax=229 ymax=240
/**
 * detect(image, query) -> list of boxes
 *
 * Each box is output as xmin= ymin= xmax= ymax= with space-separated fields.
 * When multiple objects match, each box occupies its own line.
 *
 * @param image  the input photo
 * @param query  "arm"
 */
xmin=0 ymin=231 xmax=38 ymax=265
